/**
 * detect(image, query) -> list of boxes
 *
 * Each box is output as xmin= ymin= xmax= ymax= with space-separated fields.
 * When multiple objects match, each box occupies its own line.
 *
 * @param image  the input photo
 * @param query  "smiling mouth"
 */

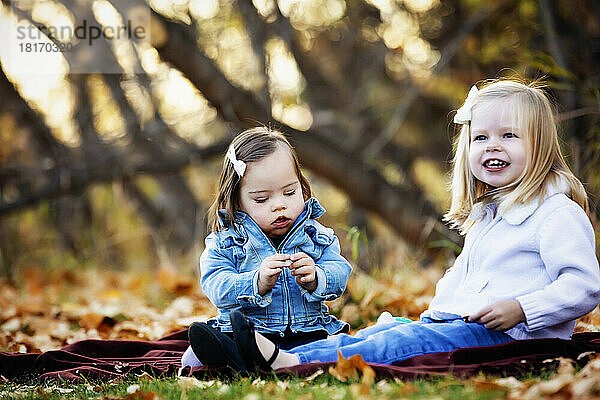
xmin=483 ymin=159 xmax=510 ymax=169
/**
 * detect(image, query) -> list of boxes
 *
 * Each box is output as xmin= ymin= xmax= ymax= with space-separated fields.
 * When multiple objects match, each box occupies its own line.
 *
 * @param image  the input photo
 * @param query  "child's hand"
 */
xmin=289 ymin=252 xmax=317 ymax=292
xmin=469 ymin=300 xmax=525 ymax=331
xmin=258 ymin=254 xmax=290 ymax=295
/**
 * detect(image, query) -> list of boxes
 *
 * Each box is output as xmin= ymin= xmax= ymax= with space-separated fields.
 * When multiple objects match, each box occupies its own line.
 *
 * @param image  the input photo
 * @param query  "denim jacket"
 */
xmin=200 ymin=198 xmax=351 ymax=336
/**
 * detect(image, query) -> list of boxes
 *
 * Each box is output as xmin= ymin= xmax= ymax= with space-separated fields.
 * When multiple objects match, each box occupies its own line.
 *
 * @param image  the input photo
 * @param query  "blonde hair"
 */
xmin=445 ymin=79 xmax=588 ymax=234
xmin=207 ymin=127 xmax=312 ymax=232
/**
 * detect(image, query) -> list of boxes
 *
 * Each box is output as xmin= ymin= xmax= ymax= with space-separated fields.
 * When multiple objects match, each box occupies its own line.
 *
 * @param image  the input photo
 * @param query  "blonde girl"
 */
xmin=227 ymin=80 xmax=600 ymax=372
xmin=182 ymin=127 xmax=351 ymax=373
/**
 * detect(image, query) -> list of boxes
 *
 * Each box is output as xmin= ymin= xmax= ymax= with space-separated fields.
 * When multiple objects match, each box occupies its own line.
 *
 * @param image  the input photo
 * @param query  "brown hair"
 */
xmin=207 ymin=127 xmax=312 ymax=232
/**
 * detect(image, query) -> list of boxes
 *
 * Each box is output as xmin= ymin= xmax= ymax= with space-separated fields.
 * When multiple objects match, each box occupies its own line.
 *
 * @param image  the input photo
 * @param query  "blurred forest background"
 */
xmin=1 ymin=0 xmax=600 ymax=352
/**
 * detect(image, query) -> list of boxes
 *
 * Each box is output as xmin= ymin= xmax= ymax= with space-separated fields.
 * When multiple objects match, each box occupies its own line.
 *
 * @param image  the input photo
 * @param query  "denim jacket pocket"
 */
xmin=302 ymin=296 xmax=324 ymax=316
xmin=236 ymin=247 xmax=261 ymax=273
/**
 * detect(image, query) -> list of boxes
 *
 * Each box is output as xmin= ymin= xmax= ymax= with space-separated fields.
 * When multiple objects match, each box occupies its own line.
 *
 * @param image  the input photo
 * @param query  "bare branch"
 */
xmin=152 ymin=11 xmax=462 ymax=249
xmin=362 ymin=3 xmax=502 ymax=160
xmin=235 ymin=0 xmax=271 ymax=108
xmin=0 ymin=142 xmax=227 ymax=216
xmin=555 ymin=107 xmax=600 ymax=122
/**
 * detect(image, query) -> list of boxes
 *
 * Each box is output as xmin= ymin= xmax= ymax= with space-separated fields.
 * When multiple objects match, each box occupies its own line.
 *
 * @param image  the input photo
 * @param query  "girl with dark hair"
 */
xmin=182 ymin=127 xmax=352 ymax=373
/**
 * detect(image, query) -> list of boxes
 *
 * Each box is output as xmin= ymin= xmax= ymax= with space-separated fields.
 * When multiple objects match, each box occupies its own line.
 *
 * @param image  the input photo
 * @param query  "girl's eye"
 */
xmin=472 ymin=135 xmax=486 ymax=142
xmin=503 ymin=132 xmax=517 ymax=138
xmin=284 ymin=190 xmax=296 ymax=196
xmin=254 ymin=198 xmax=267 ymax=204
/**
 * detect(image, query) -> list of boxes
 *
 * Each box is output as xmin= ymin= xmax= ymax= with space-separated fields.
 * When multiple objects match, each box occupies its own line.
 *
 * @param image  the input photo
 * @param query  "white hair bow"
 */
xmin=226 ymin=145 xmax=246 ymax=177
xmin=454 ymin=85 xmax=479 ymax=125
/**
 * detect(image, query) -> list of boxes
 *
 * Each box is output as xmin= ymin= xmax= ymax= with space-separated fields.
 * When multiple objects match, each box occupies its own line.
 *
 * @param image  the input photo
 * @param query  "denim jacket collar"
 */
xmin=469 ymin=177 xmax=571 ymax=225
xmin=217 ymin=197 xmax=325 ymax=230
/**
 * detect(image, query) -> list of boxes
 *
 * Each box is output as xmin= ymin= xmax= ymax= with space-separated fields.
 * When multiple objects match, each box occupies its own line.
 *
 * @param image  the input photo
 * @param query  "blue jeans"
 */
xmin=287 ymin=315 xmax=513 ymax=365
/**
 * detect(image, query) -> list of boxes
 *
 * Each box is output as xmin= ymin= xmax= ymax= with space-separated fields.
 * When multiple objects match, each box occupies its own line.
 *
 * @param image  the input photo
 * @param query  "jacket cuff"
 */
xmin=516 ymin=294 xmax=546 ymax=331
xmin=302 ymin=266 xmax=336 ymax=302
xmin=235 ymin=270 xmax=272 ymax=308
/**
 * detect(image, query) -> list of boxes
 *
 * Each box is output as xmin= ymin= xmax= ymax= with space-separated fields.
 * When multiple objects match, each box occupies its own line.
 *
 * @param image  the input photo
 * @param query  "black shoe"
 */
xmin=188 ymin=322 xmax=247 ymax=374
xmin=230 ymin=310 xmax=279 ymax=372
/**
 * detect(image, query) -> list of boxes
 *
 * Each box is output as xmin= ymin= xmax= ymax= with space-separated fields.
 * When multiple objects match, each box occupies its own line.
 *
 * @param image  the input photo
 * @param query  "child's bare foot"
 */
xmin=254 ymin=331 xmax=300 ymax=369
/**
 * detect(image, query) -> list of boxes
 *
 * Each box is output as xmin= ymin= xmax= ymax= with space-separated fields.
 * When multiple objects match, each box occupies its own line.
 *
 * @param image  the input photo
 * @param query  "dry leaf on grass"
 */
xmin=493 ymin=376 xmax=525 ymax=391
xmin=396 ymin=381 xmax=417 ymax=395
xmin=350 ymin=382 xmax=371 ymax=398
xmin=156 ymin=267 xmax=195 ymax=295
xmin=178 ymin=377 xmax=215 ymax=390
xmin=505 ymin=357 xmax=600 ymax=400
xmin=123 ymin=390 xmax=161 ymax=400
xmin=80 ymin=313 xmax=116 ymax=333
xmin=328 ymin=350 xmax=375 ymax=386
xmin=303 ymin=369 xmax=324 ymax=382
xmin=471 ymin=377 xmax=509 ymax=393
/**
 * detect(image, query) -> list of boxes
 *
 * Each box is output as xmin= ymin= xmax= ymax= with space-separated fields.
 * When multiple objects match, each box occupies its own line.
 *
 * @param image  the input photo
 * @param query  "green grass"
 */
xmin=0 ymin=373 xmax=511 ymax=400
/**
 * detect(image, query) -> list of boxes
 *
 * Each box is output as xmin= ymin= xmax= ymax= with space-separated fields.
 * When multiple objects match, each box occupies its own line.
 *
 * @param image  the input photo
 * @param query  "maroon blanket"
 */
xmin=2 ymin=331 xmax=600 ymax=382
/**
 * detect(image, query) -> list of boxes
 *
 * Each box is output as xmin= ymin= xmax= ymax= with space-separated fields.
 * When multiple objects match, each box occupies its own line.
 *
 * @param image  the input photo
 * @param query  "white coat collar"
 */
xmin=469 ymin=177 xmax=571 ymax=225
